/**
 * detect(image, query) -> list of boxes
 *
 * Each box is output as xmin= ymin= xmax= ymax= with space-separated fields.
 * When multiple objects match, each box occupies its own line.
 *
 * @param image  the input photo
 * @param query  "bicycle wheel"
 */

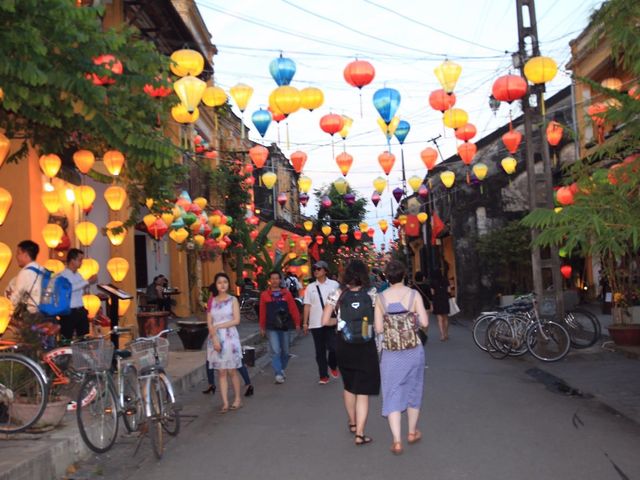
xmin=485 ymin=318 xmax=512 ymax=359
xmin=45 ymin=348 xmax=86 ymax=412
xmin=472 ymin=314 xmax=496 ymax=352
xmin=526 ymin=321 xmax=571 ymax=362
xmin=121 ymin=365 xmax=143 ymax=433
xmin=0 ymin=354 xmax=48 ymax=434
xmin=564 ymin=308 xmax=600 ymax=349
xmin=506 ymin=314 xmax=529 ymax=357
xmin=77 ymin=373 xmax=119 ymax=453
xmin=148 ymin=377 xmax=164 ymax=459
xmin=158 ymin=372 xmax=180 ymax=436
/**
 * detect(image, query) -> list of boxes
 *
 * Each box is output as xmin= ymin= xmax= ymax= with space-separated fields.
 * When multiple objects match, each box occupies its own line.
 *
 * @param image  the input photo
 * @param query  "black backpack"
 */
xmin=285 ymin=277 xmax=299 ymax=298
xmin=338 ymin=289 xmax=374 ymax=343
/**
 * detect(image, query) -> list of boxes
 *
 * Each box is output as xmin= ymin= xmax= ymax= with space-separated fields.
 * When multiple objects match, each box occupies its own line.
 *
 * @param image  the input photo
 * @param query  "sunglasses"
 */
xmin=313 ymin=267 xmax=324 ymax=271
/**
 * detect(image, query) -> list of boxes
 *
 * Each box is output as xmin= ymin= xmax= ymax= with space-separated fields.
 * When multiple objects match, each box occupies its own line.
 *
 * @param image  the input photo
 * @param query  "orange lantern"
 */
xmin=41 ymin=189 xmax=61 ymax=214
xmin=501 ymin=129 xmax=522 ymax=154
xmin=75 ymin=185 xmax=96 ymax=212
xmin=106 ymin=221 xmax=127 ymax=246
xmin=249 ymin=145 xmax=269 ymax=169
xmin=78 ymin=258 xmax=99 ymax=280
xmin=303 ymin=220 xmax=313 ymax=232
xmin=0 ymin=132 xmax=10 ymax=168
xmin=546 ymin=121 xmax=564 ymax=146
xmin=428 ymin=89 xmax=456 ymax=113
xmin=39 ymin=154 xmax=62 ymax=178
xmin=321 ymin=225 xmax=332 ymax=236
xmin=455 ymin=123 xmax=477 ymax=142
xmin=103 ymin=150 xmax=125 ymax=176
xmin=420 ymin=148 xmax=438 ymax=170
xmin=601 ymin=78 xmax=622 ymax=91
xmin=107 ymin=257 xmax=129 ymax=282
xmin=0 ymin=297 xmax=11 ymax=335
xmin=104 ymin=186 xmax=127 ymax=211
xmin=75 ymin=221 xmax=98 ymax=246
xmin=44 ymin=259 xmax=65 ymax=275
xmin=587 ymin=103 xmax=607 ymax=127
xmin=169 ymin=228 xmax=189 ymax=244
xmin=336 ymin=152 xmax=353 ymax=176
xmin=457 ymin=142 xmax=477 ymax=165
xmin=378 ymin=219 xmax=388 ymax=234
xmin=343 ymin=60 xmax=375 ymax=89
xmin=378 ymin=151 xmax=395 ymax=176
xmin=491 ymin=75 xmax=528 ymax=103
xmin=339 ymin=223 xmax=349 ymax=234
xmin=290 ymin=151 xmax=307 ymax=173
xmin=0 ymin=188 xmax=11 ymax=225
xmin=117 ymin=298 xmax=132 ymax=317
xmin=0 ymin=242 xmax=11 ymax=280
xmin=319 ymin=114 xmax=344 ymax=136
xmin=417 ymin=212 xmax=428 ymax=224
xmin=73 ymin=150 xmax=95 ymax=174
xmin=89 ymin=54 xmax=123 ymax=86
xmin=82 ymin=294 xmax=101 ymax=319
xmin=42 ymin=223 xmax=63 ymax=248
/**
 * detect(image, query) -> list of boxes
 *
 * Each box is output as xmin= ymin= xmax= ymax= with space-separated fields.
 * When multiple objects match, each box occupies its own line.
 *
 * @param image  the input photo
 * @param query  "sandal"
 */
xmin=219 ymin=405 xmax=229 ymax=414
xmin=354 ymin=434 xmax=372 ymax=446
xmin=390 ymin=442 xmax=403 ymax=455
xmin=230 ymin=403 xmax=243 ymax=411
xmin=348 ymin=424 xmax=357 ymax=434
xmin=407 ymin=430 xmax=422 ymax=444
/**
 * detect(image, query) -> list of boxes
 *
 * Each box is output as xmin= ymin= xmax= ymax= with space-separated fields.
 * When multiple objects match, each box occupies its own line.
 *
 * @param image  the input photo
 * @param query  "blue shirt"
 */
xmin=59 ymin=268 xmax=88 ymax=308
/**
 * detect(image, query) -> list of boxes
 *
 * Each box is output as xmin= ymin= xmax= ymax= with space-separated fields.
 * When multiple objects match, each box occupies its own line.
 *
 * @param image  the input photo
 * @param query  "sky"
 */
xmin=196 ymin=0 xmax=605 ymax=249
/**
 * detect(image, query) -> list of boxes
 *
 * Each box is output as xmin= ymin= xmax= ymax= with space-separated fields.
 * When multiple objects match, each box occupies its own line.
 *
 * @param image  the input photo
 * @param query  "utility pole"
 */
xmin=515 ymin=0 xmax=564 ymax=318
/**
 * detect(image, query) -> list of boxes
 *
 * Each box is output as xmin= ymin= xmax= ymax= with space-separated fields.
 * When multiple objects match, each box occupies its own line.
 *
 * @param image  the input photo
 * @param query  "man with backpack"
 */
xmin=6 ymin=240 xmax=44 ymax=313
xmin=58 ymin=248 xmax=96 ymax=339
xmin=284 ymin=270 xmax=301 ymax=299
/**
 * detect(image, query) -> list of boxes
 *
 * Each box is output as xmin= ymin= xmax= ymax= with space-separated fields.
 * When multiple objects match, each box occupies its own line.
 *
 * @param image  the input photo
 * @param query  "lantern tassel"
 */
xmin=359 ymin=91 xmax=363 ymax=118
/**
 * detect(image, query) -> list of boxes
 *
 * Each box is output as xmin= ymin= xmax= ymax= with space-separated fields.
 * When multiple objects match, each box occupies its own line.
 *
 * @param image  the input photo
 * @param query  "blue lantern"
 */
xmin=394 ymin=120 xmax=410 ymax=145
xmin=269 ymin=54 xmax=296 ymax=86
xmin=252 ymin=108 xmax=272 ymax=138
xmin=373 ymin=88 xmax=401 ymax=125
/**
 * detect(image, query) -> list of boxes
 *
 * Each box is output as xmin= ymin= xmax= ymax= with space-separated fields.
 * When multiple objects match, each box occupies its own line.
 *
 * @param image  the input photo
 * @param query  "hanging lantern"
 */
xmin=103 ymin=150 xmax=125 ymax=176
xmin=271 ymin=86 xmax=301 ymax=117
xmin=457 ymin=142 xmax=477 ymax=165
xmin=82 ymin=294 xmax=101 ymax=319
xmin=560 ymin=265 xmax=572 ymax=279
xmin=0 ymin=188 xmax=11 ymax=225
xmin=319 ymin=114 xmax=344 ymax=136
xmin=148 ymin=218 xmax=168 ymax=240
xmin=628 ymin=85 xmax=640 ymax=100
xmin=267 ymin=106 xmax=286 ymax=124
xmin=170 ymin=49 xmax=204 ymax=77
xmin=315 ymin=235 xmax=324 ymax=245
xmin=377 ymin=116 xmax=400 ymax=139
xmin=269 ymin=54 xmax=297 ymax=86
xmin=455 ymin=123 xmax=477 ymax=142
xmin=408 ymin=176 xmax=422 ymax=193
xmin=75 ymin=221 xmax=98 ymax=246
xmin=491 ymin=75 xmax=528 ymax=103
xmin=339 ymin=223 xmax=349 ymax=234
xmin=106 ymin=221 xmax=126 ymax=246
xmin=394 ymin=120 xmax=410 ymax=145
xmin=249 ymin=145 xmax=269 ymax=169
xmin=107 ymin=257 xmax=129 ymax=282
xmin=343 ymin=60 xmax=375 ymax=89
xmin=298 ymin=175 xmax=312 ymax=193
xmin=41 ymin=189 xmax=60 ymax=214
xmin=418 ymin=184 xmax=429 ymax=199
xmin=587 ymin=103 xmax=608 ymax=127
xmin=359 ymin=222 xmax=368 ymax=233
xmin=398 ymin=215 xmax=408 ymax=226
xmin=0 ymin=242 xmax=11 ymax=280
xmin=299 ymin=193 xmax=309 ymax=206
xmin=501 ymin=157 xmax=518 ymax=175
xmin=262 ymin=172 xmax=277 ymax=189
xmin=174 ymin=75 xmax=207 ymax=113
xmin=417 ymin=212 xmax=428 ymax=224
xmin=392 ymin=187 xmax=404 ymax=202
xmin=378 ymin=151 xmax=395 ymax=175
xmin=75 ymin=185 xmax=96 ymax=212
xmin=78 ymin=258 xmax=99 ymax=280
xmin=39 ymin=154 xmax=62 ymax=178
xmin=73 ymin=150 xmax=95 ymax=174
xmin=472 ymin=163 xmax=488 ymax=181
xmin=339 ymin=116 xmax=354 ymax=140
xmin=116 ymin=298 xmax=132 ymax=317
xmin=328 ymin=235 xmax=336 ymax=244
xmin=321 ymin=195 xmax=332 ymax=208
xmin=0 ymin=133 xmax=10 ymax=168
xmin=303 ymin=220 xmax=313 ymax=232
xmin=502 ymin=129 xmax=522 ymax=154
xmin=169 ymin=228 xmax=189 ymax=244
xmin=443 ymin=109 xmax=468 ymax=130
xmin=300 ymin=87 xmax=324 ymax=111
xmin=42 ymin=223 xmax=64 ymax=248
xmin=171 ymin=104 xmax=200 ymax=124
xmin=434 ymin=59 xmax=462 ymax=94
xmin=144 ymin=76 xmax=173 ymax=98
xmin=367 ymin=227 xmax=375 ymax=237
xmin=371 ymin=192 xmax=381 ymax=207
xmin=202 ymin=85 xmax=227 ymax=107
xmin=546 ymin=121 xmax=564 ymax=146
xmin=229 ymin=83 xmax=254 ymax=113
xmin=333 ymin=178 xmax=348 ymax=195
xmin=336 ymin=152 xmax=353 ymax=176
xmin=42 ymin=259 xmax=64 ymax=276
xmin=440 ymin=171 xmax=455 ymax=188
xmin=321 ymin=225 xmax=332 ymax=236
xmin=373 ymin=176 xmax=387 ymax=194
xmin=523 ymin=56 xmax=558 ymax=84
xmin=251 ymin=108 xmax=272 ymax=138
xmin=378 ymin=219 xmax=388 ymax=233
xmin=420 ymin=147 xmax=438 ymax=170
xmin=143 ymin=214 xmax=157 ymax=229
xmin=0 ymin=297 xmax=11 ymax=335
xmin=89 ymin=54 xmax=123 ymax=86
xmin=104 ymin=186 xmax=127 ymax=211
xmin=290 ymin=151 xmax=307 ymax=173
xmin=193 ymin=235 xmax=205 ymax=247
xmin=277 ymin=192 xmax=287 ymax=207
xmin=373 ymin=88 xmax=401 ymax=125
xmin=556 ymin=186 xmax=575 ymax=206
xmin=429 ymin=89 xmax=456 ymax=113
xmin=193 ymin=197 xmax=207 ymax=210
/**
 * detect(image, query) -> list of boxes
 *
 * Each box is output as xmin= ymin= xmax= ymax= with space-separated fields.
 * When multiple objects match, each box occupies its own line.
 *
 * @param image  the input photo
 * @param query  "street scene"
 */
xmin=1 ymin=0 xmax=640 ymax=479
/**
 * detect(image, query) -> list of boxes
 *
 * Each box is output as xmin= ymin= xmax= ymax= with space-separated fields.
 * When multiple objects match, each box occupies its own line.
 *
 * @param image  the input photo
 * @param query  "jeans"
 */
xmin=206 ymin=360 xmax=251 ymax=387
xmin=266 ymin=329 xmax=291 ymax=376
xmin=311 ymin=326 xmax=337 ymax=378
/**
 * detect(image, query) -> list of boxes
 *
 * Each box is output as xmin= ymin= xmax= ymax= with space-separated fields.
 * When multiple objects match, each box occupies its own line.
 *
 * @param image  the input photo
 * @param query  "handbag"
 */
xmin=448 ymin=297 xmax=461 ymax=316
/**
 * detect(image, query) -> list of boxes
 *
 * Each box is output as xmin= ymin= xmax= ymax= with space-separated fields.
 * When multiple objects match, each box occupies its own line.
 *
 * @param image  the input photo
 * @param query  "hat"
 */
xmin=313 ymin=260 xmax=329 ymax=270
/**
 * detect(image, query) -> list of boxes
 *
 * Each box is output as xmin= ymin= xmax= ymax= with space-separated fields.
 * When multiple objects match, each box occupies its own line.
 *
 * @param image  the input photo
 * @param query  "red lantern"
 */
xmin=249 ymin=145 xmax=269 ymax=169
xmin=587 ymin=103 xmax=607 ymax=127
xmin=343 ymin=60 xmax=375 ymax=89
xmin=144 ymin=77 xmax=172 ymax=98
xmin=315 ymin=235 xmax=324 ymax=245
xmin=290 ymin=151 xmax=307 ymax=173
xmin=457 ymin=142 xmax=477 ymax=165
xmin=502 ymin=129 xmax=522 ymax=154
xmin=378 ymin=151 xmax=395 ymax=175
xmin=420 ymin=147 xmax=438 ymax=170
xmin=353 ymin=230 xmax=362 ymax=240
xmin=249 ymin=230 xmax=259 ymax=241
xmin=428 ymin=89 xmax=456 ymax=113
xmin=268 ymin=106 xmax=286 ymax=123
xmin=328 ymin=234 xmax=336 ymax=244
xmin=455 ymin=123 xmax=477 ymax=142
xmin=556 ymin=186 xmax=574 ymax=206
xmin=148 ymin=218 xmax=168 ymax=240
xmin=340 ymin=234 xmax=348 ymax=243
xmin=367 ymin=227 xmax=375 ymax=237
xmin=546 ymin=121 xmax=564 ymax=146
xmin=560 ymin=265 xmax=572 ymax=279
xmin=90 ymin=54 xmax=123 ymax=86
xmin=491 ymin=75 xmax=528 ymax=103
xmin=320 ymin=114 xmax=344 ymax=136
xmin=336 ymin=152 xmax=354 ymax=176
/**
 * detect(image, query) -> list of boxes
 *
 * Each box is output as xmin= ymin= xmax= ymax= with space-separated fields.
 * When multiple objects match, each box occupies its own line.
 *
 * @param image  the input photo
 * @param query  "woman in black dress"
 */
xmin=430 ymin=270 xmax=451 ymax=341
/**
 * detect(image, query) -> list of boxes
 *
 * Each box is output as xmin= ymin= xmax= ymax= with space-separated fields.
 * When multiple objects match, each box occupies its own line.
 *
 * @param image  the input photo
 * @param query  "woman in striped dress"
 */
xmin=374 ymin=260 xmax=429 ymax=455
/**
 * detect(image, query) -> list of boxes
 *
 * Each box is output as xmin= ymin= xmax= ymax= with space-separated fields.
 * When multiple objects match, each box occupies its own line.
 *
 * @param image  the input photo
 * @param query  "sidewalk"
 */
xmin=0 ymin=318 xmax=263 ymax=480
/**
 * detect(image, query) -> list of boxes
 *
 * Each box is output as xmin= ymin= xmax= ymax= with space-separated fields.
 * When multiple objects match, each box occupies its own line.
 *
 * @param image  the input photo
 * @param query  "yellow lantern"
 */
xmin=104 ymin=186 xmax=127 ymax=211
xmin=417 ymin=212 xmax=428 ymax=224
xmin=443 ymin=109 xmax=469 ymax=130
xmin=174 ymin=75 xmax=207 ymax=113
xmin=407 ymin=176 xmax=422 ymax=193
xmin=78 ymin=258 xmax=99 ymax=280
xmin=523 ymin=56 xmax=558 ymax=85
xmin=298 ymin=176 xmax=312 ymax=193
xmin=321 ymin=225 xmax=332 ymax=236
xmin=229 ymin=83 xmax=254 ymax=112
xmin=359 ymin=222 xmax=368 ymax=233
xmin=373 ymin=176 xmax=387 ymax=194
xmin=377 ymin=116 xmax=400 ymax=138
xmin=334 ymin=178 xmax=348 ymax=195
xmin=300 ymin=264 xmax=310 ymax=276
xmin=554 ymin=207 xmax=563 ymax=214
xmin=145 ymin=198 xmax=154 ymax=209
xmin=271 ymin=86 xmax=301 ymax=117
xmin=169 ymin=228 xmax=189 ymax=244
xmin=0 ymin=296 xmax=12 ymax=334
xmin=0 ymin=132 xmax=10 ymax=168
xmin=193 ymin=234 xmax=205 ymax=247
xmin=75 ymin=221 xmax=98 ymax=246
xmin=161 ymin=212 xmax=174 ymax=227
xmin=42 ymin=223 xmax=63 ymax=248
xmin=209 ymin=214 xmax=221 ymax=227
xmin=339 ymin=116 xmax=354 ymax=140
xmin=82 ymin=294 xmax=102 ymax=319
xmin=73 ymin=150 xmax=95 ymax=174
xmin=39 ymin=154 xmax=62 ymax=178
xmin=170 ymin=49 xmax=204 ymax=77
xmin=193 ymin=197 xmax=207 ymax=210
xmin=107 ymin=257 xmax=129 ymax=282
xmin=472 ymin=163 xmax=488 ymax=181
xmin=103 ymin=150 xmax=125 ymax=176
xmin=261 ymin=172 xmax=277 ymax=189
xmin=378 ymin=219 xmax=388 ymax=233
xmin=106 ymin=221 xmax=127 ymax=246
xmin=117 ymin=298 xmax=131 ymax=317
xmin=300 ymin=87 xmax=324 ymax=111
xmin=0 ymin=188 xmax=11 ymax=225
xmin=0 ymin=242 xmax=12 ymax=280
xmin=501 ymin=157 xmax=517 ymax=175
xmin=143 ymin=214 xmax=157 ymax=228
xmin=434 ymin=59 xmax=462 ymax=94
xmin=41 ymin=189 xmax=61 ymax=214
xmin=303 ymin=220 xmax=313 ymax=232
xmin=601 ymin=77 xmax=623 ymax=91
xmin=339 ymin=223 xmax=349 ymax=234
xmin=75 ymin=185 xmax=96 ymax=211
xmin=44 ymin=259 xmax=65 ymax=275
xmin=288 ymin=252 xmax=297 ymax=260
xmin=397 ymin=215 xmax=407 ymax=226
xmin=440 ymin=171 xmax=455 ymax=189
xmin=171 ymin=104 xmax=200 ymax=124
xmin=202 ymin=85 xmax=227 ymax=107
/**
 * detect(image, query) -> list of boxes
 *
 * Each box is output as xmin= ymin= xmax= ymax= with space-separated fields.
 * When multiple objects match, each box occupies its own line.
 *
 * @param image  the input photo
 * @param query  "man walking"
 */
xmin=6 ymin=240 xmax=43 ymax=313
xmin=58 ymin=248 xmax=96 ymax=340
xmin=259 ymin=271 xmax=300 ymax=384
xmin=303 ymin=261 xmax=340 ymax=384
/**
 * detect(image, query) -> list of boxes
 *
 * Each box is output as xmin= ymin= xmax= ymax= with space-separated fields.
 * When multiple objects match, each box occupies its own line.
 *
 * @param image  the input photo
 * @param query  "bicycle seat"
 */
xmin=114 ymin=349 xmax=132 ymax=359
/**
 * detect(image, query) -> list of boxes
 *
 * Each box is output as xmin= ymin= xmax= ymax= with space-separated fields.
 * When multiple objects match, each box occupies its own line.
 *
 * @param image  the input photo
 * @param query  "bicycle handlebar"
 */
xmin=132 ymin=328 xmax=177 ymax=343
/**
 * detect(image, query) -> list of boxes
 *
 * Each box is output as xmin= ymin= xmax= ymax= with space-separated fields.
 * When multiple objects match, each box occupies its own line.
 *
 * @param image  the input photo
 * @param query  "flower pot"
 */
xmin=177 ymin=320 xmax=208 ymax=350
xmin=10 ymin=396 xmax=69 ymax=432
xmin=607 ymin=325 xmax=640 ymax=346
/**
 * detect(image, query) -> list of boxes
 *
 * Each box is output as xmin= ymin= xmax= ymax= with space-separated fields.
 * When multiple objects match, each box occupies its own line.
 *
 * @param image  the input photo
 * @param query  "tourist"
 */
xmin=58 ymin=248 xmax=96 ymax=339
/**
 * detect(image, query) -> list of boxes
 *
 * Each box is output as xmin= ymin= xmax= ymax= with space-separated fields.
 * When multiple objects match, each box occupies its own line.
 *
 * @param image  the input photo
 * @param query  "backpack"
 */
xmin=379 ymin=290 xmax=420 ymax=351
xmin=265 ymin=298 xmax=291 ymax=331
xmin=27 ymin=266 xmax=72 ymax=317
xmin=337 ymin=289 xmax=374 ymax=344
xmin=285 ymin=277 xmax=299 ymax=298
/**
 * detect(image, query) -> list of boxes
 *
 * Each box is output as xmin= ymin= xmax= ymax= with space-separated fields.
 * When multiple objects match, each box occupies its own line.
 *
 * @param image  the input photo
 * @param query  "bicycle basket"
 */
xmin=128 ymin=337 xmax=169 ymax=370
xmin=72 ymin=338 xmax=114 ymax=372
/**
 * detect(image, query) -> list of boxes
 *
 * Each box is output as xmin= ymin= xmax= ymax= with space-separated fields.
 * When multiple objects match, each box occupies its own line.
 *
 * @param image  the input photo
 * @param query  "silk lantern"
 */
xmin=429 ymin=89 xmax=456 ymax=113
xmin=319 ymin=114 xmax=344 ymax=136
xmin=148 ymin=219 xmax=168 ymax=240
xmin=0 ymin=297 xmax=11 ymax=335
xmin=290 ymin=151 xmax=307 ymax=173
xmin=300 ymin=87 xmax=324 ymax=111
xmin=0 ymin=242 xmax=11 ymax=280
xmin=82 ymin=294 xmax=101 ymax=319
xmin=339 ymin=116 xmax=354 ymax=140
xmin=339 ymin=223 xmax=349 ymax=235
xmin=170 ymin=49 xmax=204 ymax=77
xmin=104 ymin=186 xmax=127 ymax=211
xmin=343 ymin=60 xmax=375 ymax=89
xmin=39 ymin=154 xmax=62 ymax=178
xmin=117 ymin=298 xmax=132 ymax=317
xmin=298 ymin=176 xmax=312 ymax=193
xmin=333 ymin=178 xmax=348 ymax=195
xmin=443 ymin=109 xmax=468 ymax=130
xmin=408 ymin=176 xmax=422 ymax=193
xmin=321 ymin=225 xmax=332 ymax=236
xmin=106 ymin=220 xmax=127 ymax=246
xmin=455 ymin=123 xmax=477 ymax=142
xmin=420 ymin=148 xmax=438 ymax=170
xmin=171 ymin=104 xmax=200 ymax=124
xmin=202 ymin=85 xmax=227 ymax=107
xmin=107 ymin=257 xmax=129 ymax=282
xmin=262 ymin=172 xmax=277 ymax=189
xmin=144 ymin=76 xmax=173 ymax=98
xmin=169 ymin=228 xmax=189 ymax=244
xmin=472 ymin=163 xmax=488 ymax=181
xmin=377 ymin=116 xmax=400 ymax=139
xmin=502 ymin=130 xmax=522 ymax=154
xmin=90 ymin=54 xmax=123 ymax=86
xmin=371 ymin=192 xmax=381 ymax=207
xmin=378 ymin=152 xmax=395 ymax=176
xmin=546 ymin=121 xmax=564 ymax=146
xmin=560 ymin=265 xmax=572 ymax=279
xmin=75 ymin=185 xmax=96 ymax=212
xmin=434 ymin=59 xmax=462 ymax=94
xmin=269 ymin=54 xmax=296 ymax=86
xmin=394 ymin=120 xmax=410 ymax=145
xmin=303 ymin=220 xmax=313 ymax=232
xmin=252 ymin=108 xmax=272 ymax=138
xmin=229 ymin=83 xmax=253 ymax=112
xmin=271 ymin=86 xmax=301 ymax=117
xmin=373 ymin=177 xmax=387 ymax=194
xmin=42 ymin=223 xmax=63 ymax=248
xmin=378 ymin=219 xmax=388 ymax=233
xmin=524 ymin=56 xmax=558 ymax=84
xmin=491 ymin=75 xmax=528 ymax=103
xmin=174 ymin=75 xmax=206 ymax=113
xmin=78 ymin=258 xmax=99 ymax=280
xmin=336 ymin=152 xmax=353 ymax=176
xmin=75 ymin=221 xmax=98 ymax=246
xmin=373 ymin=88 xmax=401 ymax=125
xmin=73 ymin=150 xmax=95 ymax=174
xmin=249 ymin=145 xmax=269 ymax=169
xmin=501 ymin=157 xmax=517 ymax=175
xmin=43 ymin=259 xmax=64 ymax=275
xmin=358 ymin=222 xmax=368 ymax=233
xmin=457 ymin=142 xmax=477 ymax=165
xmin=277 ymin=192 xmax=287 ymax=207
xmin=392 ymin=187 xmax=404 ymax=202
xmin=0 ymin=188 xmax=11 ymax=225
xmin=417 ymin=212 xmax=428 ymax=224
xmin=440 ymin=171 xmax=455 ymax=188
xmin=556 ymin=186 xmax=574 ymax=206
xmin=0 ymin=133 xmax=9 ymax=168
xmin=418 ymin=184 xmax=429 ymax=199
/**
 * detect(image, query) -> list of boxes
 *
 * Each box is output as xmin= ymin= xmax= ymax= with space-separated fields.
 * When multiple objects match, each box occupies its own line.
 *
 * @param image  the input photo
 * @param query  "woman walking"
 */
xmin=207 ymin=272 xmax=243 ymax=413
xmin=374 ymin=260 xmax=429 ymax=455
xmin=322 ymin=259 xmax=380 ymax=446
xmin=430 ymin=270 xmax=451 ymax=341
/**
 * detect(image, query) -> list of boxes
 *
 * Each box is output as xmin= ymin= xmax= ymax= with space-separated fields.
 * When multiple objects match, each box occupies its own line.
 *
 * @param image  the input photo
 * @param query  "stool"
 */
xmin=177 ymin=320 xmax=208 ymax=350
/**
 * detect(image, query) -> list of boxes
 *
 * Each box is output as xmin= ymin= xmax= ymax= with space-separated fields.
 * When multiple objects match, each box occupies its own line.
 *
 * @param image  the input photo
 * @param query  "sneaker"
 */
xmin=275 ymin=375 xmax=285 ymax=384
xmin=329 ymin=368 xmax=339 ymax=379
xmin=318 ymin=377 xmax=330 ymax=385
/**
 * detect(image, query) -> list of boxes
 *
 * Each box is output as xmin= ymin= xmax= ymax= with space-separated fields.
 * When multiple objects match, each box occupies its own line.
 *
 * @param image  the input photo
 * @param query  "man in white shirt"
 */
xmin=302 ymin=261 xmax=340 ymax=385
xmin=6 ymin=240 xmax=44 ymax=313
xmin=58 ymin=248 xmax=96 ymax=339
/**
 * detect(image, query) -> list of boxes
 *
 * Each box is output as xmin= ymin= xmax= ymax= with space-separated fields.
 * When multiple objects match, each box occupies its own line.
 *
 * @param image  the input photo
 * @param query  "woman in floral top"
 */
xmin=207 ymin=272 xmax=243 ymax=413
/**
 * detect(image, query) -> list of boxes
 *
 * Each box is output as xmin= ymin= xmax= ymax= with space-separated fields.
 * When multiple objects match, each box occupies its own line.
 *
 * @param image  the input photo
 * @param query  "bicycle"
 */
xmin=239 ymin=293 xmax=258 ymax=321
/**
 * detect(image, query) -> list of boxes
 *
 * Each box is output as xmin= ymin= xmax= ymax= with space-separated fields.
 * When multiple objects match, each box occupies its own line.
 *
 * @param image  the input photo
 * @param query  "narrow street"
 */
xmin=68 ymin=323 xmax=640 ymax=480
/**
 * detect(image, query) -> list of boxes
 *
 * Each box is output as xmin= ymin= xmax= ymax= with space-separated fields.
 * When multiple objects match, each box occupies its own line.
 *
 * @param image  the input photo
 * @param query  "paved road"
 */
xmin=67 ymin=323 xmax=640 ymax=480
